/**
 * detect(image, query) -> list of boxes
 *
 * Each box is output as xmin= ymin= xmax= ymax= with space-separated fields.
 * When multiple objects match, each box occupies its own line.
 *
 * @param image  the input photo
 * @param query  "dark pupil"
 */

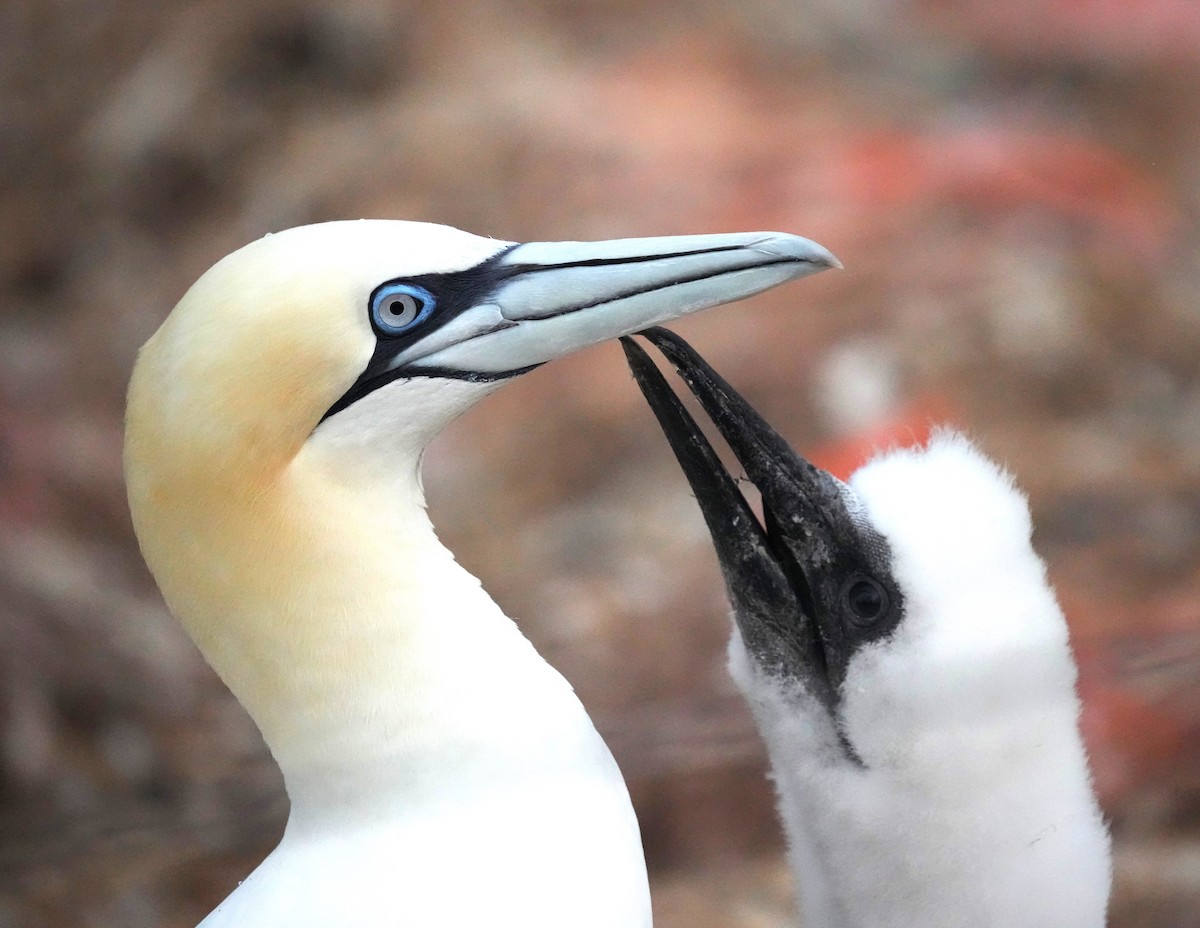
xmin=389 ymin=298 xmax=415 ymax=316
xmin=847 ymin=579 xmax=884 ymax=619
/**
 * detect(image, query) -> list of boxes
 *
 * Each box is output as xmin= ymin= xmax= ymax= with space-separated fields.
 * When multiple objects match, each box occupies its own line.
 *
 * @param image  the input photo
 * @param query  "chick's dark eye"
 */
xmin=371 ymin=283 xmax=436 ymax=335
xmin=845 ymin=577 xmax=888 ymax=625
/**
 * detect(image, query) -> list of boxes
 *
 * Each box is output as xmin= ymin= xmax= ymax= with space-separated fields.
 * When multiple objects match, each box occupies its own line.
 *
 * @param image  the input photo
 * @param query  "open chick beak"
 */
xmin=622 ymin=328 xmax=860 ymax=705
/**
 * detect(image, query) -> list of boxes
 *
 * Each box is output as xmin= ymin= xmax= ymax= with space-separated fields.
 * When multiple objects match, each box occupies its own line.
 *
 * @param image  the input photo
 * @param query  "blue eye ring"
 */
xmin=370 ymin=283 xmax=437 ymax=335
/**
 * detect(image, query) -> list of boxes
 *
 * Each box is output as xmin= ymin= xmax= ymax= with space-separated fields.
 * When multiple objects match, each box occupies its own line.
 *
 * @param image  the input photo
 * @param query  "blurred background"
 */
xmin=2 ymin=1 xmax=1199 ymax=925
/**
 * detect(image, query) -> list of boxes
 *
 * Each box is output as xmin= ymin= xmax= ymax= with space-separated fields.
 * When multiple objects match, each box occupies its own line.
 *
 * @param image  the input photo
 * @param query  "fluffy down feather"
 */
xmin=730 ymin=432 xmax=1111 ymax=928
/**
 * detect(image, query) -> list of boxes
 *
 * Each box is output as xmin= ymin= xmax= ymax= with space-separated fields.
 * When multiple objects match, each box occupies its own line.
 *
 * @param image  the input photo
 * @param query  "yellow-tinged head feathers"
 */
xmin=123 ymin=220 xmax=838 ymax=761
xmin=126 ymin=220 xmax=507 ymax=484
xmin=124 ymin=221 xmax=512 ymax=735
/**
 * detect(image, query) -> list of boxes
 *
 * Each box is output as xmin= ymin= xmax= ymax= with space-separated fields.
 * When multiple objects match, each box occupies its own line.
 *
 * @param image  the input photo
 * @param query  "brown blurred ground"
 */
xmin=2 ymin=1 xmax=1199 ymax=926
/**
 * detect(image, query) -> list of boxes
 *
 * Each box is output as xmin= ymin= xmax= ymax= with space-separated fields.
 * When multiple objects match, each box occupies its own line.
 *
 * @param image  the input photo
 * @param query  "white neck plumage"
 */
xmin=135 ymin=381 xmax=651 ymax=926
xmin=730 ymin=612 xmax=1111 ymax=928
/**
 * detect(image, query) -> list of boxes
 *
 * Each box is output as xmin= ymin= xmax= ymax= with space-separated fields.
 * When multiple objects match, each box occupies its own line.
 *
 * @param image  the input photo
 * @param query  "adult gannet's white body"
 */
xmin=624 ymin=330 xmax=1112 ymax=928
xmin=124 ymin=221 xmax=837 ymax=927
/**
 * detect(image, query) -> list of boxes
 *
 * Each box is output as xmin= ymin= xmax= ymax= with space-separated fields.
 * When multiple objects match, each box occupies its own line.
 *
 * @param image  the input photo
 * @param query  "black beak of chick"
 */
xmin=621 ymin=328 xmax=900 ymax=705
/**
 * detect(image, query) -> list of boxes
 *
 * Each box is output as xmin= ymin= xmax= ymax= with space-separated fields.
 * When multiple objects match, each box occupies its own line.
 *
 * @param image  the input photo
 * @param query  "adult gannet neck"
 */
xmin=124 ymin=221 xmax=837 ymax=927
xmin=623 ymin=329 xmax=1112 ymax=928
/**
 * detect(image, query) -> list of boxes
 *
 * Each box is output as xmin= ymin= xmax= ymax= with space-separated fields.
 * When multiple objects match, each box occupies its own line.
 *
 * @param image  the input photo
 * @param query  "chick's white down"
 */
xmin=729 ymin=433 xmax=1111 ymax=928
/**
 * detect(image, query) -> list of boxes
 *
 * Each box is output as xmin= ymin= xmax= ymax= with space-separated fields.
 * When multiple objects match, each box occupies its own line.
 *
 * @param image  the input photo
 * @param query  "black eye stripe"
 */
xmin=321 ymin=247 xmax=525 ymax=422
xmin=363 ymin=247 xmax=517 ymax=345
xmin=321 ymin=239 xmax=761 ymax=423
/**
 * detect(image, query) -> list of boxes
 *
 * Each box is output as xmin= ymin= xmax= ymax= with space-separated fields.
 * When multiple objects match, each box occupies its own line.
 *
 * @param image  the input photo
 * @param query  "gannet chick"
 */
xmin=623 ymin=329 xmax=1111 ymax=928
xmin=124 ymin=221 xmax=837 ymax=927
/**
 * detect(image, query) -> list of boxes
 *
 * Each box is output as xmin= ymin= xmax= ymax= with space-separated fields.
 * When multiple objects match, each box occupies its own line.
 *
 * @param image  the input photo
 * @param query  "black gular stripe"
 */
xmin=320 ymin=242 xmax=764 ymax=422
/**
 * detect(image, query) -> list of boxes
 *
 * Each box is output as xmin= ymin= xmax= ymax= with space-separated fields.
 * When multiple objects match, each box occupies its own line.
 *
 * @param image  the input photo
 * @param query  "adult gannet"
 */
xmin=123 ymin=221 xmax=838 ymax=927
xmin=623 ymin=329 xmax=1112 ymax=928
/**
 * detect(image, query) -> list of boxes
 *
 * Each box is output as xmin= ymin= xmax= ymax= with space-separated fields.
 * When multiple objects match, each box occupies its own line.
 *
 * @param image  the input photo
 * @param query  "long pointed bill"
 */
xmin=620 ymin=335 xmax=831 ymax=697
xmin=635 ymin=327 xmax=852 ymax=571
xmin=398 ymin=232 xmax=839 ymax=375
xmin=625 ymin=328 xmax=903 ymax=703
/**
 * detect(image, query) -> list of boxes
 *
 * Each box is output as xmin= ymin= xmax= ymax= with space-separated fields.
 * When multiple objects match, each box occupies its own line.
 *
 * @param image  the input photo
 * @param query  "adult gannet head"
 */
xmin=127 ymin=220 xmax=837 ymax=475
xmin=624 ymin=329 xmax=1111 ymax=928
xmin=124 ymin=221 xmax=837 ymax=927
xmin=126 ymin=221 xmax=836 ymax=720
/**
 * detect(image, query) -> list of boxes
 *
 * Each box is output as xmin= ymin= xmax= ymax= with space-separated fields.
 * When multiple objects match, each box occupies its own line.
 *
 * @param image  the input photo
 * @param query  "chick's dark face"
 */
xmin=621 ymin=328 xmax=902 ymax=710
